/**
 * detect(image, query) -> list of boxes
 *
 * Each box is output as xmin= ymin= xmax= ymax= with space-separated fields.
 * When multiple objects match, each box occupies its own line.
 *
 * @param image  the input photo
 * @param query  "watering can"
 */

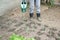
xmin=20 ymin=0 xmax=27 ymax=13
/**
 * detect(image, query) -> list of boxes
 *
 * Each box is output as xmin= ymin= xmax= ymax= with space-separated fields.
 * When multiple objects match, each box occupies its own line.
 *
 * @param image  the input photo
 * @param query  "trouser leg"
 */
xmin=29 ymin=0 xmax=34 ymax=13
xmin=36 ymin=0 xmax=40 ymax=13
xmin=36 ymin=0 xmax=41 ymax=17
xmin=29 ymin=0 xmax=34 ymax=18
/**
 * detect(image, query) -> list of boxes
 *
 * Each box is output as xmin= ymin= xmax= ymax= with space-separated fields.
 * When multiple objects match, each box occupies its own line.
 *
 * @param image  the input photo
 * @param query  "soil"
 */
xmin=0 ymin=5 xmax=60 ymax=40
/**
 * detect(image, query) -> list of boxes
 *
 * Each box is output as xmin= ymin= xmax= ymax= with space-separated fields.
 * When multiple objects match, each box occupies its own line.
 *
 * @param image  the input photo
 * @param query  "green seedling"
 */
xmin=9 ymin=33 xmax=35 ymax=40
xmin=9 ymin=33 xmax=26 ymax=40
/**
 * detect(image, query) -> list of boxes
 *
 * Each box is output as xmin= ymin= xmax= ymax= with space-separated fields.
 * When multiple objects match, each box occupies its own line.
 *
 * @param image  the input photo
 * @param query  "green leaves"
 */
xmin=9 ymin=34 xmax=25 ymax=40
xmin=9 ymin=33 xmax=35 ymax=40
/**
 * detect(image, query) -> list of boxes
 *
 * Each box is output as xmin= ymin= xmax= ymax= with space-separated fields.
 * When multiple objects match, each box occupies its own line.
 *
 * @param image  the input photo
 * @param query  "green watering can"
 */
xmin=20 ymin=0 xmax=27 ymax=13
xmin=9 ymin=33 xmax=35 ymax=40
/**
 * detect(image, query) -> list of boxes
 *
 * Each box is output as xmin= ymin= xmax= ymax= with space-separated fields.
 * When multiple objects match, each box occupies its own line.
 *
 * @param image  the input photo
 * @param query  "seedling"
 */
xmin=9 ymin=33 xmax=35 ymax=40
xmin=9 ymin=33 xmax=26 ymax=40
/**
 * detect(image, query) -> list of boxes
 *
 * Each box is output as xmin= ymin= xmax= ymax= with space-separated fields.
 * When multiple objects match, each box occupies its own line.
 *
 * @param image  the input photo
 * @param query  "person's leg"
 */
xmin=36 ymin=0 xmax=41 ymax=18
xmin=29 ymin=0 xmax=34 ymax=18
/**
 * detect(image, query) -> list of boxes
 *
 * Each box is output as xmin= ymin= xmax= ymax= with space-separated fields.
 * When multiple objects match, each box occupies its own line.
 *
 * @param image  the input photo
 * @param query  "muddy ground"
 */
xmin=0 ymin=5 xmax=60 ymax=40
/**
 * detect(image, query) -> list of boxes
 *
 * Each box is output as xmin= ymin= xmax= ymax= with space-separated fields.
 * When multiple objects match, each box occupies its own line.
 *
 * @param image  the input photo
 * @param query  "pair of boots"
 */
xmin=30 ymin=13 xmax=40 ymax=18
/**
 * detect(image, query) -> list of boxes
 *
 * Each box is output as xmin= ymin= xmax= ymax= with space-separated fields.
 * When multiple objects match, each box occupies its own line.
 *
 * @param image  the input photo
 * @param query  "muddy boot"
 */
xmin=29 ymin=13 xmax=33 ymax=18
xmin=37 ymin=13 xmax=41 ymax=21
xmin=29 ymin=13 xmax=34 ymax=21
